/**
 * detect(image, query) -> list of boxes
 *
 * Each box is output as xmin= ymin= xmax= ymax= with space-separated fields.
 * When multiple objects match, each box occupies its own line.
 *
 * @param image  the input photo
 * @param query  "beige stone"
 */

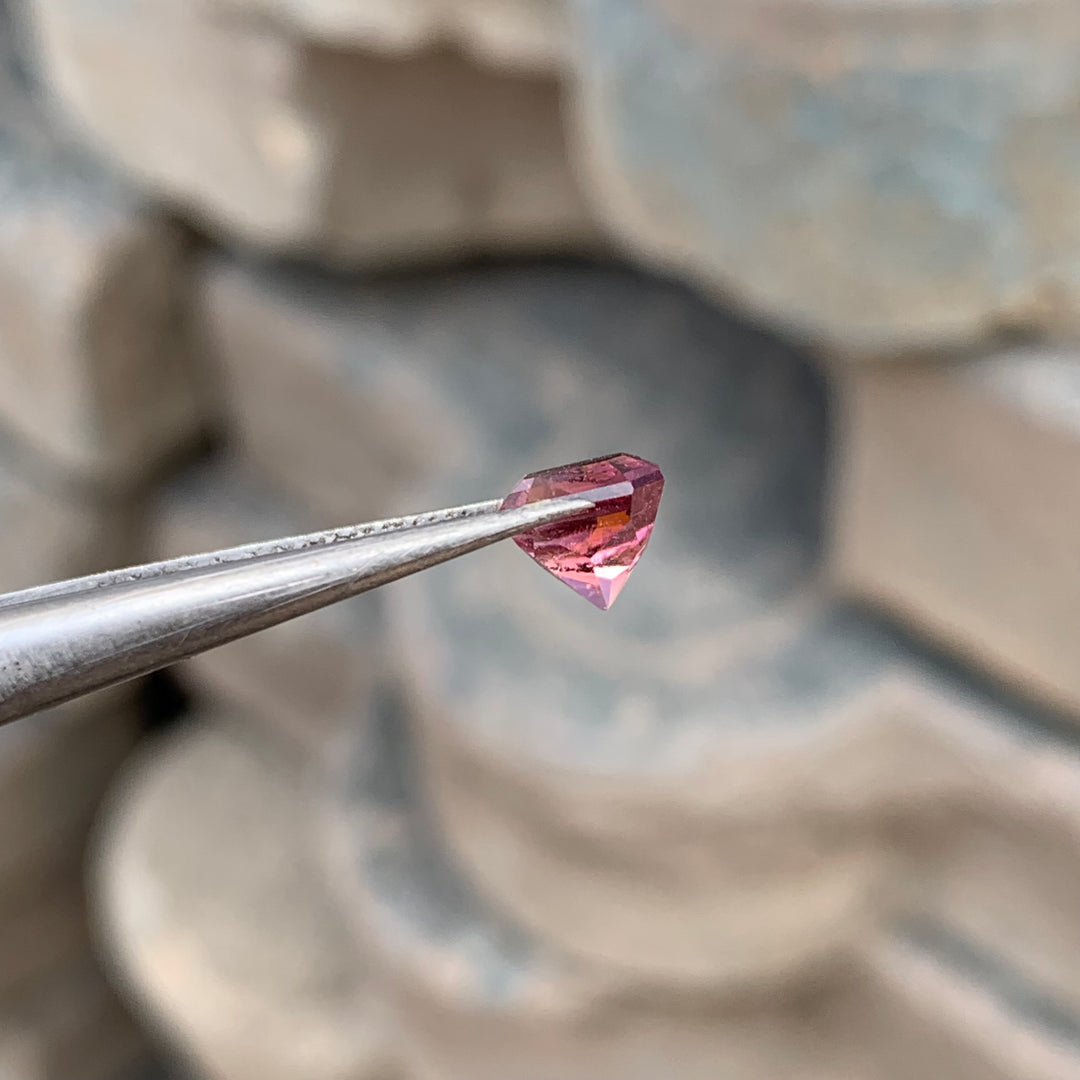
xmin=567 ymin=0 xmax=1080 ymax=353
xmin=0 ymin=456 xmax=134 ymax=597
xmin=223 ymin=0 xmax=569 ymax=71
xmin=803 ymin=665 xmax=1080 ymax=1024
xmin=197 ymin=259 xmax=1078 ymax=991
xmin=0 ymin=956 xmax=145 ymax=1080
xmin=0 ymin=692 xmax=138 ymax=906
xmin=28 ymin=0 xmax=593 ymax=263
xmin=397 ymin=619 xmax=1080 ymax=995
xmin=843 ymin=928 xmax=1080 ymax=1080
xmin=94 ymin=719 xmax=404 ymax=1080
xmin=358 ymin=265 xmax=1080 ymax=991
xmin=0 ymin=13 xmax=200 ymax=489
xmin=406 ymin=654 xmax=898 ymax=990
xmin=0 ymin=463 xmax=140 ymax=910
xmin=340 ymin=264 xmax=881 ymax=987
xmin=0 ymin=885 xmax=88 ymax=1001
xmin=830 ymin=347 xmax=1080 ymax=718
xmin=0 ymin=1026 xmax=38 ymax=1080
xmin=325 ymin=692 xmax=841 ymax=1080
xmin=149 ymin=460 xmax=383 ymax=758
xmin=198 ymin=261 xmax=456 ymax=522
xmin=323 ymin=692 xmax=1080 ymax=1080
xmin=893 ymin=726 xmax=1080 ymax=1018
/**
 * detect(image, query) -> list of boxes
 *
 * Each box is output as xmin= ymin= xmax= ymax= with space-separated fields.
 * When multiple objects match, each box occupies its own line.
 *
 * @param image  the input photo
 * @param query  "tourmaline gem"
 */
xmin=499 ymin=453 xmax=664 ymax=610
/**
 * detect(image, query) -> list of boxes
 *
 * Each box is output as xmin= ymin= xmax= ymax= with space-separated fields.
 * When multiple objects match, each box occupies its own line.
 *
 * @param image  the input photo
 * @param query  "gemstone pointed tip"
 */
xmin=501 ymin=454 xmax=664 ymax=610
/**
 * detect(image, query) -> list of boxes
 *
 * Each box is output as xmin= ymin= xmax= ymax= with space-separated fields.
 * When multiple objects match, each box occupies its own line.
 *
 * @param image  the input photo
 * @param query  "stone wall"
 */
xmin=0 ymin=2 xmax=1078 ymax=1078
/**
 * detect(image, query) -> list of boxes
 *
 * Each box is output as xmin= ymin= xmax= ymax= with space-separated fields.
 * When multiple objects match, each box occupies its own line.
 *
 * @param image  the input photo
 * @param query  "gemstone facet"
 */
xmin=500 ymin=453 xmax=664 ymax=610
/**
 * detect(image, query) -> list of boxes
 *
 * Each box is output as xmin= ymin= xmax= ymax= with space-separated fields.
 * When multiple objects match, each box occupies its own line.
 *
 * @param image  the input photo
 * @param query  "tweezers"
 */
xmin=0 ymin=489 xmax=598 ymax=726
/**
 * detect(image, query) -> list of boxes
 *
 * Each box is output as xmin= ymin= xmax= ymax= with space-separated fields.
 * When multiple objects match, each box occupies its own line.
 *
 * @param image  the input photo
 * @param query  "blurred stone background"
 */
xmin=1 ymin=0 xmax=1080 ymax=1077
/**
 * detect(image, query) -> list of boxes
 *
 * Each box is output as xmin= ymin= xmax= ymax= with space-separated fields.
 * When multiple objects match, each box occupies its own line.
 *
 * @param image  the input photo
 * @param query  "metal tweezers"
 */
xmin=0 ymin=488 xmax=599 ymax=726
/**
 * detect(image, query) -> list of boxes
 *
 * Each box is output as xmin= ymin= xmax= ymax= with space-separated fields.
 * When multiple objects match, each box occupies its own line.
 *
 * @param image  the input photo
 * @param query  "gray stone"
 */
xmin=28 ymin=0 xmax=594 ymax=263
xmin=566 ymin=0 xmax=1080 ymax=353
xmin=198 ymin=256 xmax=831 ymax=525
xmin=325 ymin=690 xmax=837 ymax=1080
xmin=339 ymin=264 xmax=876 ymax=985
xmin=201 ymin=258 xmax=1044 ymax=986
xmin=404 ymin=607 xmax=902 ymax=989
xmin=197 ymin=257 xmax=1080 ymax=993
xmin=149 ymin=460 xmax=383 ymax=759
xmin=94 ymin=719 xmax=404 ymax=1080
xmin=830 ymin=347 xmax=1080 ymax=718
xmin=394 ymin=597 xmax=1080 ymax=994
xmin=0 ymin=9 xmax=201 ymax=488
xmin=324 ymin=691 xmax=1080 ymax=1080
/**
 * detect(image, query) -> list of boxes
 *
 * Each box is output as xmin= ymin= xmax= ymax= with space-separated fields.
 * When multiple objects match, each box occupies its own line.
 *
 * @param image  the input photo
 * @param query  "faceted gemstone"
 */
xmin=499 ymin=453 xmax=664 ymax=610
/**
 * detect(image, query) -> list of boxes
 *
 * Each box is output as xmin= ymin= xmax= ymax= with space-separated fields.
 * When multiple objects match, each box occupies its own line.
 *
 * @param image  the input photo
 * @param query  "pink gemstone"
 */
xmin=500 ymin=453 xmax=664 ymax=610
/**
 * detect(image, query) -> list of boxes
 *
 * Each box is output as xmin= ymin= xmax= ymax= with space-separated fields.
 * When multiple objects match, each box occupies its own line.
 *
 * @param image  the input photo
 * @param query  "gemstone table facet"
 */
xmin=500 ymin=453 xmax=664 ymax=610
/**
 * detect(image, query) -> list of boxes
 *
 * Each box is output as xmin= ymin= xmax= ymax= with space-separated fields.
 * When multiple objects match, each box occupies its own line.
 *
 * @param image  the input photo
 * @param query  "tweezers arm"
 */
xmin=0 ymin=496 xmax=594 ymax=725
